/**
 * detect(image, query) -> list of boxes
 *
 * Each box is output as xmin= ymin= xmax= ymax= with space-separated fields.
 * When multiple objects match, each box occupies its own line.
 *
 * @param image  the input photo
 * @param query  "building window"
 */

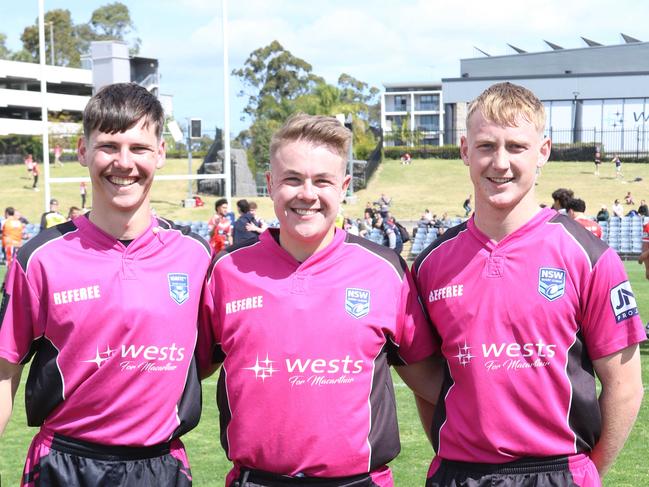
xmin=418 ymin=94 xmax=439 ymax=111
xmin=393 ymin=95 xmax=408 ymax=111
xmin=418 ymin=115 xmax=439 ymax=132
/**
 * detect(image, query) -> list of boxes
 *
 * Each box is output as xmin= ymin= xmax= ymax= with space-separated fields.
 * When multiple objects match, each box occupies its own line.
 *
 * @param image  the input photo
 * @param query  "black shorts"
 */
xmin=22 ymin=432 xmax=192 ymax=487
xmin=426 ymin=454 xmax=600 ymax=487
xmin=230 ymin=468 xmax=377 ymax=487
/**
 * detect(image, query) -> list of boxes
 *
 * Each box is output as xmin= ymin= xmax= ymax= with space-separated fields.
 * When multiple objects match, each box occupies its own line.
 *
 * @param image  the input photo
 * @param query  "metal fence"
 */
xmin=384 ymin=127 xmax=649 ymax=161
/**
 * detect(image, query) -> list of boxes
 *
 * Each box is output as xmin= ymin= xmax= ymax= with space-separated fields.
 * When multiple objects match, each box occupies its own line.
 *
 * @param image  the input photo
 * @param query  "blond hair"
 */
xmin=270 ymin=113 xmax=352 ymax=163
xmin=467 ymin=82 xmax=546 ymax=133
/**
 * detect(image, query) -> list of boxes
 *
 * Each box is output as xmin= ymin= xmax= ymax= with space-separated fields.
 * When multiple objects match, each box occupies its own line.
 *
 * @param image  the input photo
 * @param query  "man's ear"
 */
xmin=78 ymin=137 xmax=88 ymax=167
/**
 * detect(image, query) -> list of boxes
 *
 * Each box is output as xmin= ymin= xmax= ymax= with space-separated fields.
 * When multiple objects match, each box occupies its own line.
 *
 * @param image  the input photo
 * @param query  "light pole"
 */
xmin=46 ymin=21 xmax=54 ymax=65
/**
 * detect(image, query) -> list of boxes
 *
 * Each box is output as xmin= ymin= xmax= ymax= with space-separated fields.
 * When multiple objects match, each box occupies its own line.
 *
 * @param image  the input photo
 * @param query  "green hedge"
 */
xmin=383 ymin=145 xmax=461 ymax=160
xmin=549 ymin=143 xmax=597 ymax=162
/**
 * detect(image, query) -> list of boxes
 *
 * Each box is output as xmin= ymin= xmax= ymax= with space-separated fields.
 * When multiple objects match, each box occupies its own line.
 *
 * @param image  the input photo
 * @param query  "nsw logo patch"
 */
xmin=345 ymin=288 xmax=370 ymax=319
xmin=610 ymin=281 xmax=638 ymax=323
xmin=168 ymin=273 xmax=189 ymax=305
xmin=538 ymin=267 xmax=566 ymax=301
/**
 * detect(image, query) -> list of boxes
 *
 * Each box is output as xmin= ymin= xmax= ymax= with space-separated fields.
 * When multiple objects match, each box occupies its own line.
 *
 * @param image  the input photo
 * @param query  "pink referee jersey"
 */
xmin=413 ymin=208 xmax=645 ymax=464
xmin=198 ymin=228 xmax=436 ymax=484
xmin=0 ymin=215 xmax=211 ymax=446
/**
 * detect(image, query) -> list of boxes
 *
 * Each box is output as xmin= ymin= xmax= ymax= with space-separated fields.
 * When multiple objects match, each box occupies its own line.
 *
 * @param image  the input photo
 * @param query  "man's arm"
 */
xmin=395 ymin=355 xmax=444 ymax=442
xmin=395 ymin=354 xmax=444 ymax=407
xmin=0 ymin=358 xmax=23 ymax=436
xmin=590 ymin=344 xmax=643 ymax=478
xmin=638 ymin=243 xmax=649 ymax=279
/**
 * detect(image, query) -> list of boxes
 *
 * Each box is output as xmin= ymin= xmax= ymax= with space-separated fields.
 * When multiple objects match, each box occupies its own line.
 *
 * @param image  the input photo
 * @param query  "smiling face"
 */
xmin=78 ymin=118 xmax=165 ymax=227
xmin=461 ymin=110 xmax=550 ymax=223
xmin=267 ymin=139 xmax=350 ymax=261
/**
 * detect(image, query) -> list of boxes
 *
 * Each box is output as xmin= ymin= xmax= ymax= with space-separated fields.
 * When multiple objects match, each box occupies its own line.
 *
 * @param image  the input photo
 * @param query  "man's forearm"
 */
xmin=591 ymin=346 xmax=644 ymax=478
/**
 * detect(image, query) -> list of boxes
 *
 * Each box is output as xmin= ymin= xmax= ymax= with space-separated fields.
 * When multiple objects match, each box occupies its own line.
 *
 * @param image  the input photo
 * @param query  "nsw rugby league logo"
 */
xmin=168 ymin=273 xmax=189 ymax=305
xmin=345 ymin=288 xmax=370 ymax=319
xmin=538 ymin=267 xmax=566 ymax=302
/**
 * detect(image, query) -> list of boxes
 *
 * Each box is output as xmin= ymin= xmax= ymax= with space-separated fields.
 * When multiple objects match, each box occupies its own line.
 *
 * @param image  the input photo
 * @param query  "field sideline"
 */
xmin=0 ymin=158 xmax=648 ymax=485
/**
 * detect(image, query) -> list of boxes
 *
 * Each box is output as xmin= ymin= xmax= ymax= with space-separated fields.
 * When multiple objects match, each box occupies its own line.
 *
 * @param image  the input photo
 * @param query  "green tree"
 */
xmin=337 ymin=73 xmax=380 ymax=127
xmin=15 ymin=9 xmax=82 ymax=66
xmin=0 ymin=33 xmax=11 ymax=59
xmin=233 ymin=40 xmax=323 ymax=120
xmin=90 ymin=2 xmax=140 ymax=55
xmin=12 ymin=3 xmax=139 ymax=67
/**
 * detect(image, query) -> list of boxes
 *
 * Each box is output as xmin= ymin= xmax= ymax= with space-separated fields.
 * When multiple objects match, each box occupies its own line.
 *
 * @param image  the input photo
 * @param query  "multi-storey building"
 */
xmin=381 ymin=82 xmax=443 ymax=147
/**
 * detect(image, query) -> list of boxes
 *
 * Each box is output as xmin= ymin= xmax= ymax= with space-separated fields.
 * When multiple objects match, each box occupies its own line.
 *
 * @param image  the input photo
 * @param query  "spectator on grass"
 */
xmin=551 ymin=187 xmax=574 ymax=214
xmin=80 ymin=181 xmax=87 ymax=208
xmin=23 ymin=153 xmax=33 ymax=175
xmin=375 ymin=193 xmax=391 ymax=218
xmin=31 ymin=159 xmax=39 ymax=191
xmin=612 ymin=199 xmax=624 ymax=218
xmin=594 ymin=146 xmax=602 ymax=176
xmin=624 ymin=191 xmax=634 ymax=205
xmin=596 ymin=205 xmax=610 ymax=222
xmin=638 ymin=200 xmax=648 ymax=217
xmin=612 ymin=154 xmax=622 ymax=179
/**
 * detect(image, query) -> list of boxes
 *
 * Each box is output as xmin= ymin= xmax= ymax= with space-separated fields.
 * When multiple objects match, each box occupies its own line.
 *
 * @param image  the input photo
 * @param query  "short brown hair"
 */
xmin=83 ymin=83 xmax=164 ymax=139
xmin=270 ymin=113 xmax=351 ymax=163
xmin=467 ymin=82 xmax=546 ymax=133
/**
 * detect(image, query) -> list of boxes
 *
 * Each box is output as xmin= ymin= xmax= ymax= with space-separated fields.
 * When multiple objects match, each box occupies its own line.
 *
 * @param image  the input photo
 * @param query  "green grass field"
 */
xmin=1 ymin=157 xmax=648 ymax=486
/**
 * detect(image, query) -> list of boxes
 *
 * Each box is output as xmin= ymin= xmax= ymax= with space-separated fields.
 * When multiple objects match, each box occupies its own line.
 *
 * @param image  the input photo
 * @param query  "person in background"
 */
xmin=594 ymin=146 xmax=601 ymax=176
xmin=612 ymin=154 xmax=622 ymax=179
xmin=551 ymin=187 xmax=574 ymax=214
xmin=54 ymin=144 xmax=63 ymax=167
xmin=463 ymin=194 xmax=473 ymax=217
xmin=24 ymin=153 xmax=34 ymax=176
xmin=80 ymin=181 xmax=88 ymax=209
xmin=596 ymin=205 xmax=610 ymax=222
xmin=67 ymin=206 xmax=83 ymax=221
xmin=207 ymin=197 xmax=233 ymax=253
xmin=1 ymin=207 xmax=25 ymax=267
xmin=39 ymin=198 xmax=66 ymax=231
xmin=612 ymin=199 xmax=624 ymax=218
xmin=566 ymin=197 xmax=602 ymax=238
xmin=246 ymin=201 xmax=268 ymax=236
xmin=31 ymin=159 xmax=39 ymax=191
xmin=638 ymin=199 xmax=648 ymax=217
xmin=232 ymin=199 xmax=261 ymax=245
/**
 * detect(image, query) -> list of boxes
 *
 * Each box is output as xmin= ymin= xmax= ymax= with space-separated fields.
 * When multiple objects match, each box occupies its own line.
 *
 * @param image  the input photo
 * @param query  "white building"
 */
xmin=442 ymin=36 xmax=649 ymax=153
xmin=0 ymin=41 xmax=168 ymax=138
xmin=381 ymin=82 xmax=444 ymax=147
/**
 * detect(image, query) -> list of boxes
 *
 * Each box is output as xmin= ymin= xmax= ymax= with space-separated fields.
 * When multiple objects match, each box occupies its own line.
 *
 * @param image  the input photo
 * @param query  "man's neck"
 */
xmin=279 ymin=228 xmax=336 ymax=263
xmin=89 ymin=203 xmax=152 ymax=240
xmin=473 ymin=200 xmax=541 ymax=243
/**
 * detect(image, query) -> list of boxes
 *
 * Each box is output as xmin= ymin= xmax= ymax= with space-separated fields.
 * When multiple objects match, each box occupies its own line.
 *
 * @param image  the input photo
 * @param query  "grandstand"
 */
xmin=408 ymin=215 xmax=648 ymax=259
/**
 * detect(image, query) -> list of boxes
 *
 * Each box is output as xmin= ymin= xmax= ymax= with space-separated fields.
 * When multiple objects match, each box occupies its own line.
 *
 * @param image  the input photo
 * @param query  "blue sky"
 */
xmin=2 ymin=0 xmax=649 ymax=137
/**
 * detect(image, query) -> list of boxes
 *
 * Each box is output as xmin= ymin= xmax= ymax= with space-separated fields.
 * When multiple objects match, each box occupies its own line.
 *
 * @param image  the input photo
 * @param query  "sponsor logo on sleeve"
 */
xmin=345 ymin=288 xmax=370 ymax=318
xmin=538 ymin=267 xmax=566 ymax=301
xmin=168 ymin=273 xmax=189 ymax=305
xmin=610 ymin=281 xmax=639 ymax=323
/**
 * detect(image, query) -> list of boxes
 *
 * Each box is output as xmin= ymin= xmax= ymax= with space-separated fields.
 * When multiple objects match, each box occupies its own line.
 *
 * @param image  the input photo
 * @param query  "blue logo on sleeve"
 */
xmin=538 ymin=268 xmax=566 ymax=301
xmin=168 ymin=273 xmax=189 ymax=305
xmin=610 ymin=281 xmax=639 ymax=323
xmin=345 ymin=288 xmax=370 ymax=319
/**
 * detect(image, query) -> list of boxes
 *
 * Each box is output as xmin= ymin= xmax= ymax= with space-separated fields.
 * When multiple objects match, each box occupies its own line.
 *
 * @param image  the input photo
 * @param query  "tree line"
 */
xmin=0 ymin=2 xmax=139 ymax=67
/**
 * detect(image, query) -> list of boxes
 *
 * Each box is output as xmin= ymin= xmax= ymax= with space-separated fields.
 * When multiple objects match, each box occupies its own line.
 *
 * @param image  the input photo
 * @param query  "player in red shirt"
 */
xmin=207 ymin=197 xmax=232 ymax=252
xmin=567 ymin=197 xmax=603 ymax=238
